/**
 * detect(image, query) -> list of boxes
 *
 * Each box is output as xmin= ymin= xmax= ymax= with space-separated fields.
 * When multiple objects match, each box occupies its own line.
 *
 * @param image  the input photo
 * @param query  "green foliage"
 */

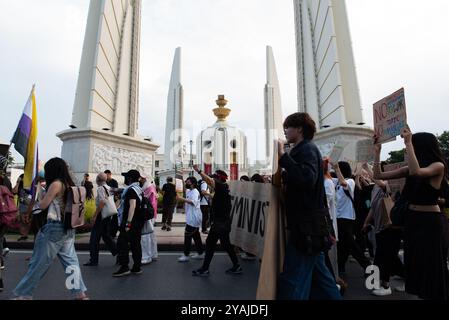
xmin=386 ymin=149 xmax=406 ymax=164
xmin=437 ymin=131 xmax=449 ymax=162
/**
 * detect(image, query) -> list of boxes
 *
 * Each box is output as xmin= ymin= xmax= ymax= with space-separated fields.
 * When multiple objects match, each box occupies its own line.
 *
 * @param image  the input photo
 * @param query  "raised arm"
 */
xmin=332 ymin=162 xmax=348 ymax=188
xmin=372 ymin=136 xmax=409 ymax=181
xmin=402 ymin=128 xmax=445 ymax=178
xmin=193 ymin=164 xmax=215 ymax=189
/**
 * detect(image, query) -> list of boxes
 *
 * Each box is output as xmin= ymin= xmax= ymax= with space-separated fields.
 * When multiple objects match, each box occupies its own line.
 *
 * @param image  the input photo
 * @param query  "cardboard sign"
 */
xmin=329 ymin=141 xmax=349 ymax=162
xmin=229 ymin=180 xmax=286 ymax=300
xmin=383 ymin=162 xmax=407 ymax=195
xmin=373 ymin=88 xmax=407 ymax=144
xmin=356 ymin=139 xmax=376 ymax=163
xmin=175 ymin=178 xmax=184 ymax=193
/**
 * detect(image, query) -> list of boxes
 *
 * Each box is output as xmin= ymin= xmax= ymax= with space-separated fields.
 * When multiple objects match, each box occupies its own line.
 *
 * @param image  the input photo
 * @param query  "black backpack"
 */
xmin=131 ymin=187 xmax=154 ymax=222
xmin=197 ymin=180 xmax=206 ymax=202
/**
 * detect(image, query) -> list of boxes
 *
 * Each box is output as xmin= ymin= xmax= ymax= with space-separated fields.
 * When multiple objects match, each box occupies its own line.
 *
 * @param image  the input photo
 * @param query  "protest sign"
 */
xmin=356 ymin=139 xmax=376 ymax=163
xmin=373 ymin=88 xmax=407 ymax=144
xmin=229 ymin=178 xmax=286 ymax=300
xmin=175 ymin=178 xmax=183 ymax=193
xmin=384 ymin=162 xmax=407 ymax=195
xmin=329 ymin=141 xmax=349 ymax=162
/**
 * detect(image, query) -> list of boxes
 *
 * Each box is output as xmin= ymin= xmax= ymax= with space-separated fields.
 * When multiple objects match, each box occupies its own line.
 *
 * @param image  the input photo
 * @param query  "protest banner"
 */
xmin=356 ymin=139 xmax=376 ymax=163
xmin=373 ymin=88 xmax=407 ymax=144
xmin=384 ymin=162 xmax=407 ymax=195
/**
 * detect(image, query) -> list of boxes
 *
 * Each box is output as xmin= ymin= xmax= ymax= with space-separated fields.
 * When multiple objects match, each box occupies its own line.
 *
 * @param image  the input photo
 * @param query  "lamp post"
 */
xmin=189 ymin=140 xmax=194 ymax=176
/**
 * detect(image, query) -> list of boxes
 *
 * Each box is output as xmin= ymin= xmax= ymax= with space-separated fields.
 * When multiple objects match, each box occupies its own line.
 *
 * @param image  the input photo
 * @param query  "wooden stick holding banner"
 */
xmin=373 ymin=88 xmax=407 ymax=144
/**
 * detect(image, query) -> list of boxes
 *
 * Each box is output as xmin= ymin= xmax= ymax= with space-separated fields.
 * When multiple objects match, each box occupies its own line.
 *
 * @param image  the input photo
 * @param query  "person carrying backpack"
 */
xmin=113 ymin=170 xmax=146 ymax=277
xmin=12 ymin=158 xmax=89 ymax=300
xmin=198 ymin=179 xmax=211 ymax=234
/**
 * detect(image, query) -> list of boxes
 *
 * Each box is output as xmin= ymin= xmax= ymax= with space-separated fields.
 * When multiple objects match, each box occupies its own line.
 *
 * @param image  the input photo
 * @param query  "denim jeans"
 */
xmin=278 ymin=244 xmax=342 ymax=300
xmin=12 ymin=221 xmax=87 ymax=298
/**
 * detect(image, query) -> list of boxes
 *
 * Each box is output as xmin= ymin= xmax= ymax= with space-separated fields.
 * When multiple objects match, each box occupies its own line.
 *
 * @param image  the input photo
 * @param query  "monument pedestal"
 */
xmin=314 ymin=125 xmax=374 ymax=166
xmin=57 ymin=129 xmax=159 ymax=184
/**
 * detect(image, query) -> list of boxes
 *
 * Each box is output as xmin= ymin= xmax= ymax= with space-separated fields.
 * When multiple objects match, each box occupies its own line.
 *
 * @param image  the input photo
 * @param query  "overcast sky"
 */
xmin=1 ymin=0 xmax=448 ymax=165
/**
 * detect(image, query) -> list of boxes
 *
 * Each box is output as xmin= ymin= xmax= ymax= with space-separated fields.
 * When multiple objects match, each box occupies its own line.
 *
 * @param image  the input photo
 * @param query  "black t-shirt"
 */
xmin=121 ymin=187 xmax=141 ymax=225
xmin=210 ymin=181 xmax=232 ymax=223
xmin=162 ymin=183 xmax=177 ymax=206
xmin=106 ymin=178 xmax=119 ymax=189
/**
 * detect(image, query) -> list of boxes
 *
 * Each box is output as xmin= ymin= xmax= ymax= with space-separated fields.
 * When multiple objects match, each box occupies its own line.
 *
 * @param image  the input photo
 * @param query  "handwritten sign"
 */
xmin=175 ymin=178 xmax=184 ymax=193
xmin=356 ymin=139 xmax=376 ymax=163
xmin=329 ymin=141 xmax=349 ymax=162
xmin=373 ymin=88 xmax=407 ymax=144
xmin=384 ymin=162 xmax=407 ymax=195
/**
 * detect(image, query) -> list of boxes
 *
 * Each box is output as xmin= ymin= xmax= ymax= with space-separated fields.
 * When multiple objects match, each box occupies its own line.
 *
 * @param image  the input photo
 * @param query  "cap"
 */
xmin=121 ymin=170 xmax=142 ymax=181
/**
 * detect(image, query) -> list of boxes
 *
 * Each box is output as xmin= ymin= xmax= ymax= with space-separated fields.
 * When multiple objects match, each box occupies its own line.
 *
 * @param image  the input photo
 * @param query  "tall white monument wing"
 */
xmin=164 ymin=47 xmax=184 ymax=170
xmin=264 ymin=46 xmax=284 ymax=161
xmin=71 ymin=0 xmax=141 ymax=137
xmin=294 ymin=0 xmax=364 ymax=129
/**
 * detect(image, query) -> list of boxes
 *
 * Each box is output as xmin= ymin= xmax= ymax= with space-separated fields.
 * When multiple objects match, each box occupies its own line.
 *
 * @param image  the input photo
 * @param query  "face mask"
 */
xmin=186 ymin=183 xmax=192 ymax=189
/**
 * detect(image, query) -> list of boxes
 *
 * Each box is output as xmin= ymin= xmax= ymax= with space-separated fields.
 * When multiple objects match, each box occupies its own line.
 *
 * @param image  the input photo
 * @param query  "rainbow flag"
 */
xmin=11 ymin=86 xmax=39 ymax=191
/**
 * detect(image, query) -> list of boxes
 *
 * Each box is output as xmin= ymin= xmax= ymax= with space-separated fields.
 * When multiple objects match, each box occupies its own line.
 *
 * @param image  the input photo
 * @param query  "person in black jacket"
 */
xmin=277 ymin=112 xmax=341 ymax=300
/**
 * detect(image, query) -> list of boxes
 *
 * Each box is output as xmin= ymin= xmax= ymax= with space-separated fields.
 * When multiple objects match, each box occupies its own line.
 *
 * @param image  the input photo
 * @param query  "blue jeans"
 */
xmin=12 ymin=221 xmax=87 ymax=298
xmin=278 ymin=244 xmax=342 ymax=300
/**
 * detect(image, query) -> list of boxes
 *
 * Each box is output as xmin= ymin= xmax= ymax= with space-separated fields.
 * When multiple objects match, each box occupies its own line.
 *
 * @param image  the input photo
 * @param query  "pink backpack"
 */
xmin=64 ymin=186 xmax=86 ymax=229
xmin=0 ymin=185 xmax=18 ymax=228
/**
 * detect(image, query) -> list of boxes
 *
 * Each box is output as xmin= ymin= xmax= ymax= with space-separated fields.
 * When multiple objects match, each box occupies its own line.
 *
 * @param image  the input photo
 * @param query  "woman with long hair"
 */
xmin=12 ymin=158 xmax=88 ymax=300
xmin=373 ymin=128 xmax=449 ymax=300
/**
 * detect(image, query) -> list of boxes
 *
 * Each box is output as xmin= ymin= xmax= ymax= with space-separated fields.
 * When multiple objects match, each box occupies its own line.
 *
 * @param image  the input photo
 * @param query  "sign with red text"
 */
xmin=373 ymin=88 xmax=407 ymax=144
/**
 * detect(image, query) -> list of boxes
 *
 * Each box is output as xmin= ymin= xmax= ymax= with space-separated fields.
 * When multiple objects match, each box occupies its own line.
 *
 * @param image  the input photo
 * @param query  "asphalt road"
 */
xmin=0 ymin=250 xmax=418 ymax=300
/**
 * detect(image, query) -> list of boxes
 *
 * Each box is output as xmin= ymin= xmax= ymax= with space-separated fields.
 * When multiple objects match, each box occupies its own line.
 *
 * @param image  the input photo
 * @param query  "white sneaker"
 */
xmin=394 ymin=285 xmax=405 ymax=292
xmin=178 ymin=255 xmax=190 ymax=262
xmin=191 ymin=253 xmax=205 ymax=260
xmin=141 ymin=259 xmax=152 ymax=265
xmin=3 ymin=248 xmax=10 ymax=258
xmin=371 ymin=287 xmax=392 ymax=296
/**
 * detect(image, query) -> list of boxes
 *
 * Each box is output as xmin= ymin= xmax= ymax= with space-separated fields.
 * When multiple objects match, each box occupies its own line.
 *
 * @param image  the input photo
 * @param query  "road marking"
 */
xmin=8 ymin=250 xmax=227 ymax=256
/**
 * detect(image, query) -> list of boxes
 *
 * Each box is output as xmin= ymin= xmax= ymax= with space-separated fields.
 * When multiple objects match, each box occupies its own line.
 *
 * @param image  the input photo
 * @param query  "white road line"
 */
xmin=8 ymin=250 xmax=227 ymax=256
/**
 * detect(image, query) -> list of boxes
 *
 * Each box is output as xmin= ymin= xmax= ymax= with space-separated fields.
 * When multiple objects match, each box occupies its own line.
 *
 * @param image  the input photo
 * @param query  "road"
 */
xmin=0 ymin=250 xmax=417 ymax=300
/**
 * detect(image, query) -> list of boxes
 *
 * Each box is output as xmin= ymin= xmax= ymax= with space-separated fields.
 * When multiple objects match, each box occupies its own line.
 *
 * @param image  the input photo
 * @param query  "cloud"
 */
xmin=1 ymin=0 xmax=448 ymax=165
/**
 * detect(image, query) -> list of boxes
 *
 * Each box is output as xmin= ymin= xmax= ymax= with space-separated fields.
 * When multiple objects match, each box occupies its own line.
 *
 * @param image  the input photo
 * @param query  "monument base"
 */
xmin=57 ymin=129 xmax=159 ymax=184
xmin=314 ymin=125 xmax=374 ymax=166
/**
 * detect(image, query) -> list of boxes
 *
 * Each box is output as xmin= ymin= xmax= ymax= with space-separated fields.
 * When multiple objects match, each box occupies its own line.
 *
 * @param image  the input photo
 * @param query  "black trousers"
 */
xmin=200 ymin=205 xmax=210 ymax=232
xmin=184 ymin=225 xmax=204 ymax=256
xmin=337 ymin=218 xmax=371 ymax=273
xmin=89 ymin=215 xmax=118 ymax=264
xmin=374 ymin=228 xmax=404 ymax=283
xmin=162 ymin=204 xmax=175 ymax=227
xmin=117 ymin=220 xmax=143 ymax=269
xmin=202 ymin=222 xmax=239 ymax=270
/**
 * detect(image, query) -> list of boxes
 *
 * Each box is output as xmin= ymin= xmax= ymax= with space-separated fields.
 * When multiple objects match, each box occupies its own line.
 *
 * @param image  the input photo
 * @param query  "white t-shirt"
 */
xmin=332 ymin=178 xmax=356 ymax=220
xmin=324 ymin=178 xmax=338 ymax=240
xmin=185 ymin=188 xmax=202 ymax=228
xmin=200 ymin=181 xmax=210 ymax=206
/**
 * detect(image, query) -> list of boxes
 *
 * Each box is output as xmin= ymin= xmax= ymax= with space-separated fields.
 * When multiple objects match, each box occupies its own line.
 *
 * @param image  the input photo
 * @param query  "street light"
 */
xmin=189 ymin=140 xmax=194 ymax=177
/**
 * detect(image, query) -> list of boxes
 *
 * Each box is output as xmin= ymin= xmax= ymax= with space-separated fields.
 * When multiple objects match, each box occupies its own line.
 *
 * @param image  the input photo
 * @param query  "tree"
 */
xmin=386 ymin=149 xmax=406 ymax=164
xmin=437 ymin=131 xmax=449 ymax=162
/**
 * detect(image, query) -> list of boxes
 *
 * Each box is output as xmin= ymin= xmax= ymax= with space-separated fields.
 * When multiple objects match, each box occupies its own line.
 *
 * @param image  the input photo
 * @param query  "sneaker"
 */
xmin=192 ymin=268 xmax=210 ymax=277
xmin=166 ymin=226 xmax=172 ymax=232
xmin=17 ymin=236 xmax=28 ymax=242
xmin=191 ymin=253 xmax=205 ymax=260
xmin=0 ymin=261 xmax=5 ymax=270
xmin=141 ymin=259 xmax=152 ymax=265
xmin=112 ymin=266 xmax=131 ymax=277
xmin=2 ymin=248 xmax=10 ymax=258
xmin=371 ymin=287 xmax=392 ymax=296
xmin=394 ymin=284 xmax=405 ymax=292
xmin=178 ymin=255 xmax=190 ymax=262
xmin=226 ymin=265 xmax=243 ymax=275
xmin=161 ymin=225 xmax=167 ymax=231
xmin=131 ymin=267 xmax=143 ymax=275
xmin=83 ymin=261 xmax=98 ymax=267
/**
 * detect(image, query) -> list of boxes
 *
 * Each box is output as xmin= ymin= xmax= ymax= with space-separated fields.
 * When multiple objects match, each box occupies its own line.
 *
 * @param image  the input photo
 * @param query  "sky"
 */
xmin=1 ymin=0 xmax=449 ymax=166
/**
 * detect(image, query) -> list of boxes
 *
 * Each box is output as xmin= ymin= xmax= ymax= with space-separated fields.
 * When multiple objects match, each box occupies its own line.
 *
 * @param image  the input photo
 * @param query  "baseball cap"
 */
xmin=121 ymin=170 xmax=142 ymax=181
